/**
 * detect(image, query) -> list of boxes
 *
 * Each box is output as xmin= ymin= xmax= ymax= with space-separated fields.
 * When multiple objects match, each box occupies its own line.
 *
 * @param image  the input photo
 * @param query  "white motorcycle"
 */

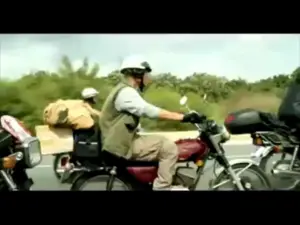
xmin=250 ymin=131 xmax=300 ymax=190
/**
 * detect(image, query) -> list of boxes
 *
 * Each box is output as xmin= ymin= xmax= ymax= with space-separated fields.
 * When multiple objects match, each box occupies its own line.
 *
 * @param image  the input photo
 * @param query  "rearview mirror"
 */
xmin=179 ymin=96 xmax=188 ymax=106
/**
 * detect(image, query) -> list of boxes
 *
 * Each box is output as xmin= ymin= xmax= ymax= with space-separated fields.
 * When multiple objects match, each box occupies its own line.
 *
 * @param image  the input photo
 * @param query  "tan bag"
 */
xmin=43 ymin=100 xmax=95 ymax=130
xmin=43 ymin=100 xmax=69 ymax=126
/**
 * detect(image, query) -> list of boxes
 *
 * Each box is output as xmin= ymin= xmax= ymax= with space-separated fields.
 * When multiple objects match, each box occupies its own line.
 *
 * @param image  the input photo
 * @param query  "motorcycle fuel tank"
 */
xmin=175 ymin=138 xmax=208 ymax=161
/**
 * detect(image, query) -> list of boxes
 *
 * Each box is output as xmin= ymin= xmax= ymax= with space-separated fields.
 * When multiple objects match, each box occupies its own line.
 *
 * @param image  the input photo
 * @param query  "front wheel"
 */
xmin=53 ymin=153 xmax=71 ymax=181
xmin=213 ymin=163 xmax=272 ymax=190
xmin=70 ymin=171 xmax=133 ymax=191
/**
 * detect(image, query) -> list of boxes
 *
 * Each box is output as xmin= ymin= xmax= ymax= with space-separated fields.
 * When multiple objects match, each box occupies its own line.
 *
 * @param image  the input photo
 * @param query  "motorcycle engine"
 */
xmin=173 ymin=167 xmax=196 ymax=187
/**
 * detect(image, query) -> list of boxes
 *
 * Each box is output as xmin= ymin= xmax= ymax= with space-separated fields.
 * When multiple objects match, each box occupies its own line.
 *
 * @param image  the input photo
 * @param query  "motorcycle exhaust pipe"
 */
xmin=272 ymin=168 xmax=300 ymax=179
xmin=56 ymin=166 xmax=105 ymax=173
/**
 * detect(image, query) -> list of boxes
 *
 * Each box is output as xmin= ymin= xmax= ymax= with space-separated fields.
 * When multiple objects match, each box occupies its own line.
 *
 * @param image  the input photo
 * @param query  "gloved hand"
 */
xmin=182 ymin=111 xmax=206 ymax=124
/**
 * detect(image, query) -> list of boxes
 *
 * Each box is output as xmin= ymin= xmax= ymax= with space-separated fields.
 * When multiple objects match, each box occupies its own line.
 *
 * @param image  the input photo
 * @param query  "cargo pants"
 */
xmin=131 ymin=135 xmax=178 ymax=190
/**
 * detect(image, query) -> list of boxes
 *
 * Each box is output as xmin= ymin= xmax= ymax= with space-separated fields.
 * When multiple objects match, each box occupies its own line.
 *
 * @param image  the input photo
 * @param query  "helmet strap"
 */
xmin=139 ymin=80 xmax=145 ymax=92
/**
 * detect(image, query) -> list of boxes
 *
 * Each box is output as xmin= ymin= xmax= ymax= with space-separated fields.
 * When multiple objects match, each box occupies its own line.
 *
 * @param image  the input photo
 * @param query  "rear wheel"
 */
xmin=260 ymin=151 xmax=292 ymax=172
xmin=70 ymin=171 xmax=133 ymax=191
xmin=213 ymin=163 xmax=272 ymax=190
xmin=260 ymin=152 xmax=298 ymax=190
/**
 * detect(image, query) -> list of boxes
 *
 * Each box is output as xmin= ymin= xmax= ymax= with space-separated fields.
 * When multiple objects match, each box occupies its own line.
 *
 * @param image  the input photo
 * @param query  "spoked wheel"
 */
xmin=71 ymin=171 xmax=133 ymax=191
xmin=53 ymin=153 xmax=71 ymax=181
xmin=213 ymin=163 xmax=272 ymax=190
xmin=259 ymin=152 xmax=296 ymax=189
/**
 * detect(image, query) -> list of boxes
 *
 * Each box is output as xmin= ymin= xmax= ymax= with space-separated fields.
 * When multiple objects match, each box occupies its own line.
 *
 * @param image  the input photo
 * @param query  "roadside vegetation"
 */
xmin=1 ymin=56 xmax=299 ymax=132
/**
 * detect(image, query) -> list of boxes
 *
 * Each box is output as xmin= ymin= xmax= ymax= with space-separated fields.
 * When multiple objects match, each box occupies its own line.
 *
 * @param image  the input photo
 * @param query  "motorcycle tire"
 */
xmin=259 ymin=151 xmax=292 ymax=172
xmin=259 ymin=151 xmax=300 ymax=190
xmin=70 ymin=171 xmax=133 ymax=191
xmin=213 ymin=163 xmax=272 ymax=190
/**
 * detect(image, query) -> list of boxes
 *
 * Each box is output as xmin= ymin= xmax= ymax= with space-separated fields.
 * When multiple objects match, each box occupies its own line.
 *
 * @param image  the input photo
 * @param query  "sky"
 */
xmin=0 ymin=34 xmax=299 ymax=81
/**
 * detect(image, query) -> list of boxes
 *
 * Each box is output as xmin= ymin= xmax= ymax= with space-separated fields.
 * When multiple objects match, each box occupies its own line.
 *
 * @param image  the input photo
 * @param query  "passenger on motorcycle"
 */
xmin=81 ymin=87 xmax=101 ymax=117
xmin=99 ymin=55 xmax=205 ymax=191
xmin=43 ymin=87 xmax=101 ymax=130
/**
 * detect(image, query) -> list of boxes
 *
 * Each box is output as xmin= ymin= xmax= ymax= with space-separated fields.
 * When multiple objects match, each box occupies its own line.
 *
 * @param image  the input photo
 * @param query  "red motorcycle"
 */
xmin=68 ymin=97 xmax=271 ymax=191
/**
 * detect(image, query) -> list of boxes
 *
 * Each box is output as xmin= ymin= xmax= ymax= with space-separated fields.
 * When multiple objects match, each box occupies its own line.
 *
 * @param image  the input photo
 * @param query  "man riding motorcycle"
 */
xmin=99 ymin=55 xmax=205 ymax=191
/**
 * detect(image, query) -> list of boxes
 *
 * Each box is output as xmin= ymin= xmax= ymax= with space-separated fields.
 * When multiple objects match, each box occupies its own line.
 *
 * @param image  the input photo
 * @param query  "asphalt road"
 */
xmin=27 ymin=144 xmax=292 ymax=190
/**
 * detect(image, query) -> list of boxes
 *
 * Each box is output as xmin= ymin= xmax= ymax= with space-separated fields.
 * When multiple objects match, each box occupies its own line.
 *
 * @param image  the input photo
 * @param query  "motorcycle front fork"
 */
xmin=0 ymin=170 xmax=18 ymax=191
xmin=215 ymin=154 xmax=246 ymax=191
xmin=192 ymin=155 xmax=246 ymax=191
xmin=0 ymin=169 xmax=33 ymax=191
xmin=226 ymin=167 xmax=247 ymax=190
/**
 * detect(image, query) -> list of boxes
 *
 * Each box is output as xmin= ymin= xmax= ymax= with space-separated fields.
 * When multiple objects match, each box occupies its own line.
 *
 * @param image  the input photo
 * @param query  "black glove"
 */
xmin=182 ymin=111 xmax=206 ymax=124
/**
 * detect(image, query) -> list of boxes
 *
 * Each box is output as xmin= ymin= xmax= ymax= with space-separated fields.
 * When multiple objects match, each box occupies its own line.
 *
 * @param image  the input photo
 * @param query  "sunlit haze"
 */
xmin=0 ymin=34 xmax=299 ymax=81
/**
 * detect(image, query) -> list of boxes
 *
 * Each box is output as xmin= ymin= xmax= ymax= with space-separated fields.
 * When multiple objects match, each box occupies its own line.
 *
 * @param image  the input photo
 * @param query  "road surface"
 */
xmin=28 ymin=144 xmax=287 ymax=190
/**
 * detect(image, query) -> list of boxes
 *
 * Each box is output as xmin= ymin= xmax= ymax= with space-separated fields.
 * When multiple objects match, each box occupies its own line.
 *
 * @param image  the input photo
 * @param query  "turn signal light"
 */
xmin=1 ymin=155 xmax=18 ymax=169
xmin=253 ymin=137 xmax=263 ymax=146
xmin=195 ymin=160 xmax=204 ymax=167
xmin=273 ymin=146 xmax=281 ymax=153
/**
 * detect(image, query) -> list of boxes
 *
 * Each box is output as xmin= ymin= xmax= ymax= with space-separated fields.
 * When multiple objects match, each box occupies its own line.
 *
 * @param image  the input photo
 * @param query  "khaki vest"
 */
xmin=99 ymin=82 xmax=140 ymax=159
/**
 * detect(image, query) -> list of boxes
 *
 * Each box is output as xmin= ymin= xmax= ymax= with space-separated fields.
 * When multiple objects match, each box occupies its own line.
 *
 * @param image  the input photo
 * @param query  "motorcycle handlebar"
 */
xmin=193 ymin=118 xmax=218 ymax=134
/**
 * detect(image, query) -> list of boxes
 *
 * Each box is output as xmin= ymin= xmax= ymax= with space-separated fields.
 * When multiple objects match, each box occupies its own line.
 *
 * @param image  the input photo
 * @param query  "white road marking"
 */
xmin=227 ymin=155 xmax=252 ymax=158
xmin=37 ymin=165 xmax=52 ymax=168
xmin=224 ymin=141 xmax=252 ymax=145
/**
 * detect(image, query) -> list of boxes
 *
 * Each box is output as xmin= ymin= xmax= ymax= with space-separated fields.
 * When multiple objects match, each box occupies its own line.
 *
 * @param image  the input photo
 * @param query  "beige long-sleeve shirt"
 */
xmin=82 ymin=101 xmax=101 ymax=117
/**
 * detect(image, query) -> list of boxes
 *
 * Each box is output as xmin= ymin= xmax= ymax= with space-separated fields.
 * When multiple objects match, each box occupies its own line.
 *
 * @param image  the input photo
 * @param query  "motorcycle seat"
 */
xmin=101 ymin=150 xmax=158 ymax=167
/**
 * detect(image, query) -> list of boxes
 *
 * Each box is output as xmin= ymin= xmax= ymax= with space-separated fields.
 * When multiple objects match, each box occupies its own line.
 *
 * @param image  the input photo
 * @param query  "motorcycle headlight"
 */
xmin=219 ymin=126 xmax=231 ymax=143
xmin=22 ymin=137 xmax=42 ymax=168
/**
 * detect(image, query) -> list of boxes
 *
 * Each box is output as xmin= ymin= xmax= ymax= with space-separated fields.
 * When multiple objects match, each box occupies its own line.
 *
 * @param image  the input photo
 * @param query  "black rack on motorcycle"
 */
xmin=63 ymin=96 xmax=272 ymax=191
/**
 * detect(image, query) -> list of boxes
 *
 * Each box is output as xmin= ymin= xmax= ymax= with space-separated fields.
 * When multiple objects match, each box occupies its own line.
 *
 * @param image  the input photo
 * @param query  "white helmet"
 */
xmin=120 ymin=55 xmax=152 ymax=74
xmin=81 ymin=87 xmax=99 ymax=99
